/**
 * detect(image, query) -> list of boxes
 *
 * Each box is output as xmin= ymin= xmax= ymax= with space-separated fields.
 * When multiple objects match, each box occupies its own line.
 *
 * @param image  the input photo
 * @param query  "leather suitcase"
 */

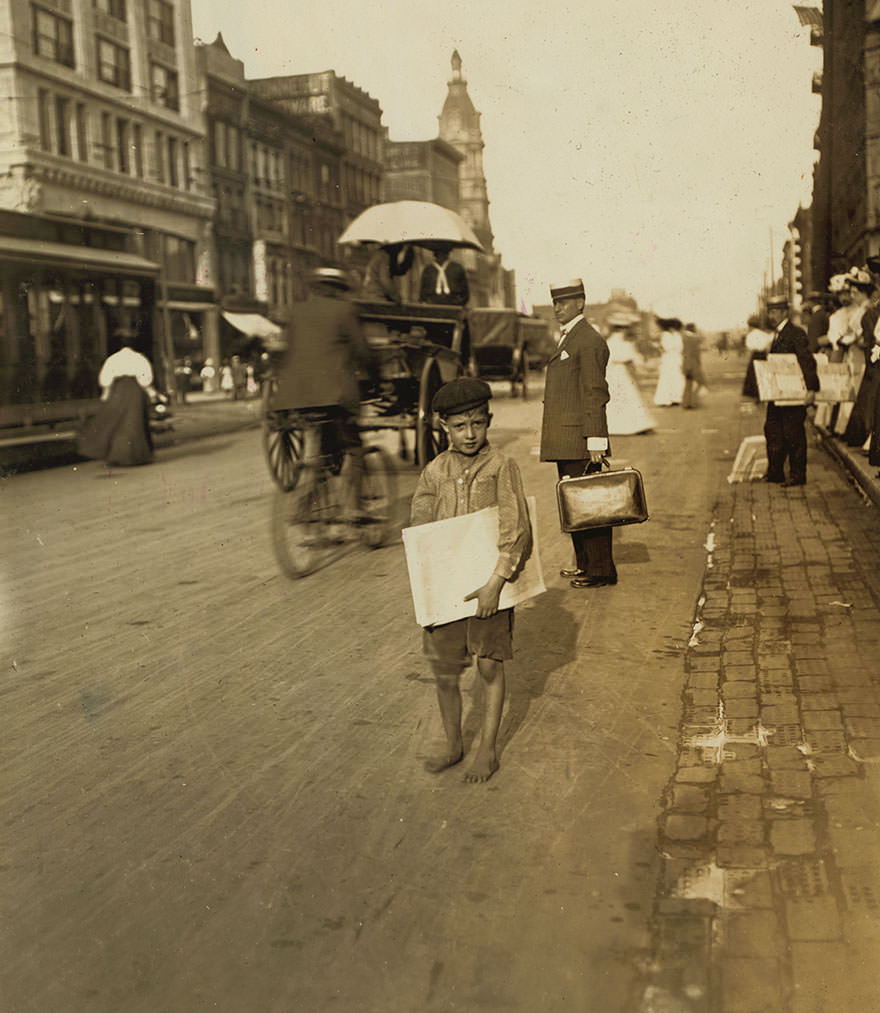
xmin=556 ymin=466 xmax=649 ymax=532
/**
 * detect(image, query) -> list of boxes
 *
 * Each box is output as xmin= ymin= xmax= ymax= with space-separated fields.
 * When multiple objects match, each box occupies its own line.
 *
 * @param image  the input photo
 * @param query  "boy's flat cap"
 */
xmin=432 ymin=377 xmax=493 ymax=415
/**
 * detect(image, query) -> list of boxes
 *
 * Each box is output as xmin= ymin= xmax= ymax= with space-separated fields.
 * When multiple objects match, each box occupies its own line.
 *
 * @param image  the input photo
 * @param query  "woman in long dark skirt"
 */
xmin=77 ymin=331 xmax=155 ymax=467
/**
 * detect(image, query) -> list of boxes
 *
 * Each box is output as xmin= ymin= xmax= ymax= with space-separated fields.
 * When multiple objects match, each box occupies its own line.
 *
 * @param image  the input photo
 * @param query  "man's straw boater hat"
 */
xmin=549 ymin=278 xmax=585 ymax=300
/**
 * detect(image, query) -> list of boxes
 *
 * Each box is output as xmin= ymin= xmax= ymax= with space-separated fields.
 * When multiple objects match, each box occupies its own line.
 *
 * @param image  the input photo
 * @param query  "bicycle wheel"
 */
xmin=359 ymin=446 xmax=397 ymax=549
xmin=263 ymin=411 xmax=304 ymax=491
xmin=271 ymin=480 xmax=330 ymax=578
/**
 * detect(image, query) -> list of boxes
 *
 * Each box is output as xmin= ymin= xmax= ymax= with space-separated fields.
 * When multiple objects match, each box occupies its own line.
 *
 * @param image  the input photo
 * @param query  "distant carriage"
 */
xmin=468 ymin=308 xmax=552 ymax=398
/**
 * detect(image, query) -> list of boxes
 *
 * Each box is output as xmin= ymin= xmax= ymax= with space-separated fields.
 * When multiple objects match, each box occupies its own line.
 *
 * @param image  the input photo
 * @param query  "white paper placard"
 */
xmin=401 ymin=496 xmax=545 ymax=627
xmin=816 ymin=362 xmax=857 ymax=403
xmin=753 ymin=354 xmax=807 ymax=404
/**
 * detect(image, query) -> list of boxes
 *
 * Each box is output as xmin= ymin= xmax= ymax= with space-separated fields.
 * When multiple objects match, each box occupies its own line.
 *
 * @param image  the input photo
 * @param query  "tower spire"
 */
xmin=451 ymin=49 xmax=463 ymax=81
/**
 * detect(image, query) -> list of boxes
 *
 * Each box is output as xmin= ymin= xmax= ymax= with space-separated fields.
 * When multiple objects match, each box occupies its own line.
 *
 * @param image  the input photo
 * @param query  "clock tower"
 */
xmin=437 ymin=51 xmax=495 ymax=254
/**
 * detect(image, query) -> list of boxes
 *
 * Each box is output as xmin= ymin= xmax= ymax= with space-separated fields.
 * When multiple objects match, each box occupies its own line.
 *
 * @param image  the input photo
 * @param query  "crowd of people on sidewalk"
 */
xmin=742 ymin=258 xmax=880 ymax=481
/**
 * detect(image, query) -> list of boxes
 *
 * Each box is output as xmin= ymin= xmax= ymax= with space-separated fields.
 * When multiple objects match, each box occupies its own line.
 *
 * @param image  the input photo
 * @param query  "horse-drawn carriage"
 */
xmin=262 ymin=298 xmax=469 ymax=491
xmin=263 ymin=200 xmax=484 ymax=493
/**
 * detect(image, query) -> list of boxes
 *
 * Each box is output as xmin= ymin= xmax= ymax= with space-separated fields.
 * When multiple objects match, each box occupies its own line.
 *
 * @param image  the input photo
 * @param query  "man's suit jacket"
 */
xmin=419 ymin=260 xmax=470 ymax=306
xmin=770 ymin=320 xmax=819 ymax=393
xmin=273 ymin=294 xmax=373 ymax=413
xmin=539 ymin=318 xmax=610 ymax=461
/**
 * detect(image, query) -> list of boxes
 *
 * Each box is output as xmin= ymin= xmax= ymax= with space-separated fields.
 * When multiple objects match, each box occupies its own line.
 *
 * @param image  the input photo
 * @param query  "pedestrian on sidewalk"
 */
xmin=653 ymin=315 xmax=686 ymax=407
xmin=410 ymin=377 xmax=532 ymax=783
xmin=219 ymin=359 xmax=234 ymax=398
xmin=231 ymin=355 xmax=247 ymax=400
xmin=681 ymin=322 xmax=706 ymax=410
xmin=174 ymin=357 xmax=192 ymax=405
xmin=539 ymin=278 xmax=616 ymax=588
xmin=245 ymin=363 xmax=259 ymax=398
xmin=763 ymin=295 xmax=818 ymax=487
xmin=742 ymin=313 xmax=773 ymax=400
xmin=842 ymin=260 xmax=880 ymax=448
xmin=199 ymin=358 xmax=217 ymax=394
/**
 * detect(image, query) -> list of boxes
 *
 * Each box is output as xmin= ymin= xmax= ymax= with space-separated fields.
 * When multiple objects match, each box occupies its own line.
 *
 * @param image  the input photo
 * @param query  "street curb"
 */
xmin=813 ymin=427 xmax=880 ymax=511
xmin=0 ymin=412 xmax=261 ymax=476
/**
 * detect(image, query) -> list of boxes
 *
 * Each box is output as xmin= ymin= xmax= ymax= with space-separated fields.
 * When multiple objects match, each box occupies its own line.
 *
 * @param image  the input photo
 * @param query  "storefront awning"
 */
xmin=166 ymin=300 xmax=216 ymax=312
xmin=222 ymin=311 xmax=283 ymax=341
xmin=0 ymin=235 xmax=159 ymax=276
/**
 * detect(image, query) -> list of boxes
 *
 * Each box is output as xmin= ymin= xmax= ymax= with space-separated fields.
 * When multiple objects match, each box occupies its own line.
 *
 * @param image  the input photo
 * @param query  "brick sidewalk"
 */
xmin=640 ymin=437 xmax=880 ymax=1011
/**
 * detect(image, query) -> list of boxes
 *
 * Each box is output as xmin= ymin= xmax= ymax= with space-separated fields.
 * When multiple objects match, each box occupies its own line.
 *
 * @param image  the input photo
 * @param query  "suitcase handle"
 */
xmin=582 ymin=456 xmax=610 ymax=477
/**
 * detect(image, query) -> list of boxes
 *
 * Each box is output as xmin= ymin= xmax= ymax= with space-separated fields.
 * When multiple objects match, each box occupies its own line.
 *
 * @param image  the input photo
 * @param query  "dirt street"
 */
xmin=3 ymin=358 xmax=868 ymax=1012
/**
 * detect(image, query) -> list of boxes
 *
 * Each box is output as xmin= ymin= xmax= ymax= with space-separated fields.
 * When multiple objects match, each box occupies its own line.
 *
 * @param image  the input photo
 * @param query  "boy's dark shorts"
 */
xmin=422 ymin=608 xmax=514 ymax=665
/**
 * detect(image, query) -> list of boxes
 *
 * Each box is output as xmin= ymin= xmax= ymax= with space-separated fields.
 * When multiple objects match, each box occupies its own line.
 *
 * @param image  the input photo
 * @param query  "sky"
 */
xmin=189 ymin=0 xmax=821 ymax=330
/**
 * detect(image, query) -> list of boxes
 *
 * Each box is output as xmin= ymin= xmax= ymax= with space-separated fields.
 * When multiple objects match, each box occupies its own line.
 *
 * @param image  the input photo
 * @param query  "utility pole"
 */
xmin=769 ymin=227 xmax=775 ymax=288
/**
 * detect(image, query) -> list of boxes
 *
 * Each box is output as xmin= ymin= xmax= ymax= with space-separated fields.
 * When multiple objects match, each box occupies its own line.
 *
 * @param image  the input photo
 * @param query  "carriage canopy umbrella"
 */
xmin=337 ymin=201 xmax=484 ymax=252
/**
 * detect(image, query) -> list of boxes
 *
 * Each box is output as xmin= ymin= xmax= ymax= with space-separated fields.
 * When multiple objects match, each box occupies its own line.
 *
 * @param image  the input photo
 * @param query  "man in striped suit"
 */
xmin=540 ymin=278 xmax=616 ymax=588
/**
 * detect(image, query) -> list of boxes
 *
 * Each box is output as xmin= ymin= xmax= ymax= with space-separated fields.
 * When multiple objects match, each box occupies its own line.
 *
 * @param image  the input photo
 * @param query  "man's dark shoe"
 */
xmin=782 ymin=478 xmax=806 ymax=487
xmin=762 ymin=474 xmax=784 ymax=483
xmin=560 ymin=567 xmax=586 ymax=578
xmin=570 ymin=575 xmax=618 ymax=588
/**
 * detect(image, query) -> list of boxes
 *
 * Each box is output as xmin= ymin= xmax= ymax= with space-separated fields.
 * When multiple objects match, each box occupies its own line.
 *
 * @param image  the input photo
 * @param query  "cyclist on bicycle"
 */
xmin=273 ymin=267 xmax=378 ymax=517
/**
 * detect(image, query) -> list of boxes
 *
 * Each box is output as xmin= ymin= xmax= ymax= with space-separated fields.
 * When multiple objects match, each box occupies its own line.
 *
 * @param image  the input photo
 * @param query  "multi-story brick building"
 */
xmin=383 ymin=138 xmax=463 ymax=211
xmin=808 ymin=2 xmax=880 ymax=285
xmin=0 ymin=0 xmax=215 ymax=416
xmin=196 ymin=34 xmax=349 ymax=355
xmin=248 ymin=71 xmax=383 ymax=225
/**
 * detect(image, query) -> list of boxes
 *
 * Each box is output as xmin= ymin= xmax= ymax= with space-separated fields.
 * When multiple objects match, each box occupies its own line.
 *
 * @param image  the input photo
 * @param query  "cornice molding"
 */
xmin=26 ymin=161 xmax=215 ymax=218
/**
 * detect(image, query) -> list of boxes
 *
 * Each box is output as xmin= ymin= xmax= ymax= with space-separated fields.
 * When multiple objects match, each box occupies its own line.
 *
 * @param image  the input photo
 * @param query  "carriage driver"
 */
xmin=273 ymin=267 xmax=378 ymax=516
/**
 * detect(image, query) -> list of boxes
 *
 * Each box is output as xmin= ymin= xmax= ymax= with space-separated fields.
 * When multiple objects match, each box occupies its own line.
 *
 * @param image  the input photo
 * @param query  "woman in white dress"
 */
xmin=830 ymin=268 xmax=871 ymax=434
xmin=605 ymin=314 xmax=655 ymax=434
xmin=741 ymin=314 xmax=773 ymax=399
xmin=653 ymin=316 xmax=685 ymax=406
xmin=76 ymin=329 xmax=155 ymax=466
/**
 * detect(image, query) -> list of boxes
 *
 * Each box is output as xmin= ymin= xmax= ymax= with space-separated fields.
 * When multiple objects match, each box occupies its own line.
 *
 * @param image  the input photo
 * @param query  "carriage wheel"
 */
xmin=416 ymin=358 xmax=447 ymax=466
xmin=519 ymin=349 xmax=530 ymax=400
xmin=263 ymin=411 xmax=304 ymax=491
xmin=359 ymin=447 xmax=398 ymax=549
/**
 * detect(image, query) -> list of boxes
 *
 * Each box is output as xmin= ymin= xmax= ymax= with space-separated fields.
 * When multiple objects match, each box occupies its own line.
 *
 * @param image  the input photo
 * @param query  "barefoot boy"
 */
xmin=410 ymin=377 xmax=532 ymax=783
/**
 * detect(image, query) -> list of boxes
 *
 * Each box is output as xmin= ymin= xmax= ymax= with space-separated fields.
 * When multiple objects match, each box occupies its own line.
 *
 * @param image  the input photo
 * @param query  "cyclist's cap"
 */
xmin=432 ymin=377 xmax=493 ymax=416
xmin=310 ymin=267 xmax=351 ymax=290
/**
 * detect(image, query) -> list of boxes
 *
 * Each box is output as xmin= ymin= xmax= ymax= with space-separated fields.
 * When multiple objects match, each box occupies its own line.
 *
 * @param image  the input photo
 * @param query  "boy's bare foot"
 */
xmin=424 ymin=750 xmax=463 ymax=774
xmin=464 ymin=750 xmax=498 ymax=783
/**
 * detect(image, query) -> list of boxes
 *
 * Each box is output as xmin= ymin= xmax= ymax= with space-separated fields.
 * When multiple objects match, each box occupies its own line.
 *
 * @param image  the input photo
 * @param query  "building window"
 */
xmin=76 ymin=103 xmax=88 ymax=161
xmin=101 ymin=112 xmax=114 ymax=169
xmin=154 ymin=130 xmax=165 ymax=183
xmin=32 ymin=6 xmax=74 ymax=67
xmin=150 ymin=63 xmax=179 ymax=111
xmin=97 ymin=37 xmax=131 ymax=91
xmin=163 ymin=235 xmax=195 ymax=283
xmin=167 ymin=136 xmax=178 ymax=188
xmin=227 ymin=126 xmax=240 ymax=171
xmin=54 ymin=96 xmax=70 ymax=157
xmin=133 ymin=123 xmax=143 ymax=177
xmin=116 ymin=118 xmax=129 ymax=174
xmin=147 ymin=0 xmax=175 ymax=46
xmin=182 ymin=141 xmax=191 ymax=190
xmin=212 ymin=121 xmax=225 ymax=167
xmin=93 ymin=0 xmax=126 ymax=21
xmin=38 ymin=89 xmax=51 ymax=150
